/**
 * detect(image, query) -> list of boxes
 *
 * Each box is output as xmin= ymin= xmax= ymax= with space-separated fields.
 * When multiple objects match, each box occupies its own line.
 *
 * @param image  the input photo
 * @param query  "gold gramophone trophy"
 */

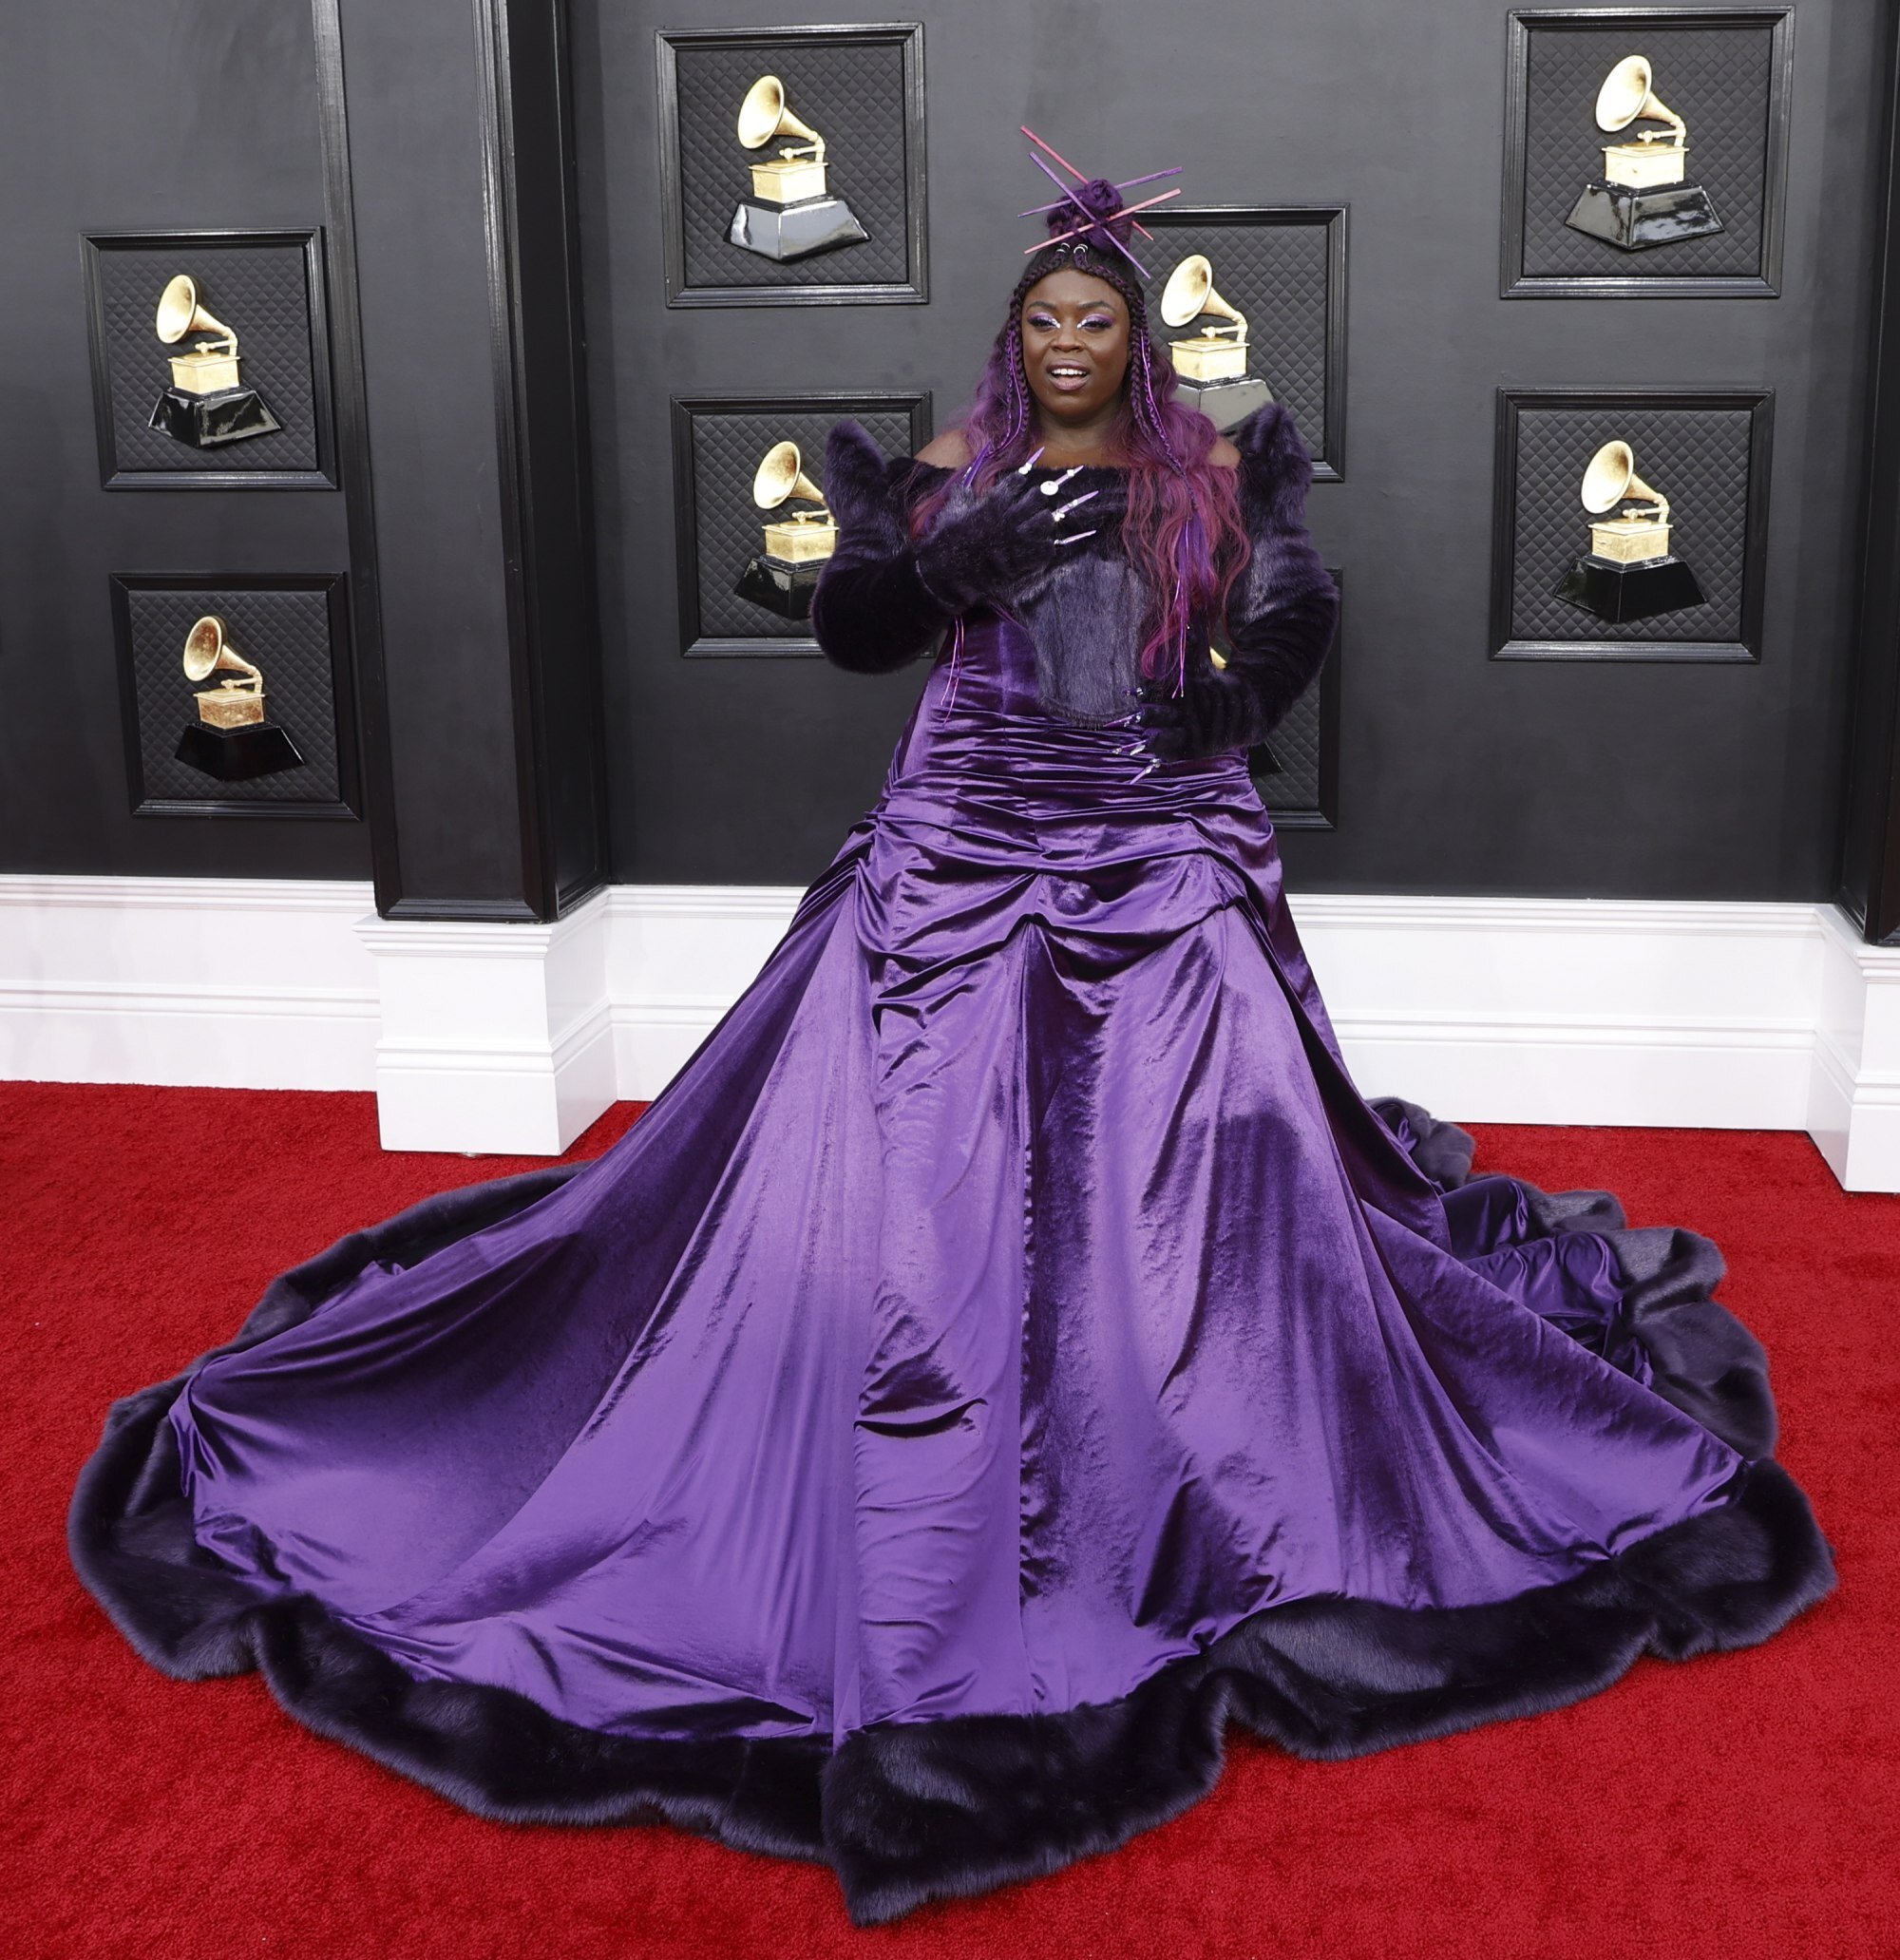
xmin=728 ymin=75 xmax=868 ymax=262
xmin=1159 ymin=255 xmax=1274 ymax=430
xmin=1564 ymin=56 xmax=1725 ymax=251
xmin=733 ymin=440 xmax=838 ymax=618
xmin=148 ymin=276 xmax=282 ymax=448
xmin=1553 ymin=440 xmax=1706 ymax=622
xmin=174 ymin=616 xmax=305 ymax=781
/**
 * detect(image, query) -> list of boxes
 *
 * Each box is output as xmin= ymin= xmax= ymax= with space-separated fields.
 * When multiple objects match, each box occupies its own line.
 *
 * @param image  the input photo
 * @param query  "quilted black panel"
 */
xmin=1250 ymin=685 xmax=1325 ymax=819
xmin=684 ymin=405 xmax=916 ymax=644
xmin=122 ymin=585 xmax=342 ymax=808
xmin=1141 ymin=214 xmax=1335 ymax=466
xmin=1508 ymin=405 xmax=1754 ymax=643
xmin=1247 ymin=568 xmax=1338 ymax=821
xmin=1519 ymin=20 xmax=1776 ymax=280
xmin=91 ymin=240 xmax=322 ymax=475
xmin=670 ymin=34 xmax=912 ymax=292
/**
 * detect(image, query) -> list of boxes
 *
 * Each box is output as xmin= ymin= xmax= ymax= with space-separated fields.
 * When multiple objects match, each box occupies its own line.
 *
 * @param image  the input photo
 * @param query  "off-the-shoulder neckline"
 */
xmin=902 ymin=457 xmax=1130 ymax=475
xmin=902 ymin=455 xmax=1240 ymax=476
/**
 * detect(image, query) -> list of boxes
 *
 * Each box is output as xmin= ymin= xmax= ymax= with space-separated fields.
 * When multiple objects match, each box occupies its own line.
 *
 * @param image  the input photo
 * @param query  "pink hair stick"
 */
xmin=1020 ymin=125 xmax=1086 ymax=181
xmin=1018 ymin=150 xmax=1158 ymax=273
xmin=1020 ymin=127 xmax=1163 ymax=240
xmin=1019 ymin=166 xmax=1181 ymax=219
xmin=1021 ymin=126 xmax=1185 ymax=204
xmin=1030 ymin=185 xmax=1181 ymax=252
xmin=1021 ymin=153 xmax=1151 ymax=269
xmin=1027 ymin=149 xmax=1098 ymax=220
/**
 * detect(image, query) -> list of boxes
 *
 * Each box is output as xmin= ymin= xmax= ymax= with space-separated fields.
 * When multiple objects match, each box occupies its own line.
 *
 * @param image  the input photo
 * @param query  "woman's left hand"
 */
xmin=1130 ymin=671 xmax=1257 ymax=763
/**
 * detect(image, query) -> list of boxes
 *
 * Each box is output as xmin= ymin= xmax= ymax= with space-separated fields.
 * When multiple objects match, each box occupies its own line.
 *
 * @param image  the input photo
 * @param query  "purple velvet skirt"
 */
xmin=70 ymin=614 xmax=1835 ymax=1925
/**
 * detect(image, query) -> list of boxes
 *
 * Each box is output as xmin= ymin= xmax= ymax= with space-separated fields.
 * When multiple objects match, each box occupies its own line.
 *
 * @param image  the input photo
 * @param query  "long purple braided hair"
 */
xmin=909 ymin=177 xmax=1250 ymax=686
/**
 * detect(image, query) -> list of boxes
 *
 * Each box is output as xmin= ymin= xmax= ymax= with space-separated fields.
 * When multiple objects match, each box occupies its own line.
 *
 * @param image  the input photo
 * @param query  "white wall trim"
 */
xmin=356 ymin=891 xmax=615 ymax=1155
xmin=0 ymin=874 xmax=380 ymax=1092
xmin=5 ymin=872 xmax=1899 ymax=1187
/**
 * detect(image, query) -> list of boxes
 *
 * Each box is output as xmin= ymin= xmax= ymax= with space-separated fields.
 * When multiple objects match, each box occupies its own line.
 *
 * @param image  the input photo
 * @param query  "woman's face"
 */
xmin=1019 ymin=269 xmax=1130 ymax=428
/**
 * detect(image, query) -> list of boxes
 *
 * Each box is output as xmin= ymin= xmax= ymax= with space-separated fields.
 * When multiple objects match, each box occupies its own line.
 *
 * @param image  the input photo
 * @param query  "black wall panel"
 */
xmin=573 ymin=0 xmax=1887 ymax=899
xmin=0 ymin=0 xmax=1893 ymax=918
xmin=83 ymin=230 xmax=333 ymax=485
xmin=0 ymin=0 xmax=364 ymax=881
xmin=1492 ymin=389 xmax=1773 ymax=658
xmin=656 ymin=24 xmax=926 ymax=304
xmin=1504 ymin=8 xmax=1794 ymax=296
xmin=1139 ymin=207 xmax=1345 ymax=479
xmin=670 ymin=394 xmax=930 ymax=655
xmin=110 ymin=574 xmax=357 ymax=817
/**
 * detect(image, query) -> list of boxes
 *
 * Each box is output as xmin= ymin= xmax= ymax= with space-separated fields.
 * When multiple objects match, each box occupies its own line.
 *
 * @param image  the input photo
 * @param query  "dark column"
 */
xmin=322 ymin=0 xmax=606 ymax=920
xmin=1840 ymin=0 xmax=1900 ymax=945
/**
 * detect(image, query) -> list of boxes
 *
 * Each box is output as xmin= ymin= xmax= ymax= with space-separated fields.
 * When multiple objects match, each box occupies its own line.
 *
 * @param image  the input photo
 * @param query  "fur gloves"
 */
xmin=811 ymin=423 xmax=1098 ymax=673
xmin=808 ymin=420 xmax=954 ymax=675
xmin=810 ymin=405 xmax=1338 ymax=739
xmin=909 ymin=471 xmax=1067 ymax=613
xmin=1135 ymin=402 xmax=1339 ymax=761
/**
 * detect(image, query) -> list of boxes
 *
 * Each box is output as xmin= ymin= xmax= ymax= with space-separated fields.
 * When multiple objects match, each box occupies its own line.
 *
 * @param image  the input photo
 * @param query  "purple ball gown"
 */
xmin=70 ymin=407 xmax=1835 ymax=1927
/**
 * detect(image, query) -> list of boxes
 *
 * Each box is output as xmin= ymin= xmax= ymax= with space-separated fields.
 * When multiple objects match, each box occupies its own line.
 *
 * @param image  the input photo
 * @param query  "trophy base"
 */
xmin=1563 ymin=180 xmax=1725 ymax=252
xmin=1553 ymin=553 xmax=1706 ymax=624
xmin=1246 ymin=738 xmax=1285 ymax=779
xmin=175 ymin=719 xmax=306 ymax=782
xmin=149 ymin=385 xmax=283 ymax=449
xmin=1171 ymin=374 xmax=1275 ymax=431
xmin=734 ymin=554 xmax=826 ymax=619
xmin=728 ymin=196 xmax=868 ymax=263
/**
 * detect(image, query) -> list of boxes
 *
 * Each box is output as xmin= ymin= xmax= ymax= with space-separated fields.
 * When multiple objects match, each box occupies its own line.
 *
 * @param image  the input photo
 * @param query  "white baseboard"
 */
xmin=0 ymin=876 xmax=380 ymax=1091
xmin=5 ymin=872 xmax=1899 ymax=1188
xmin=604 ymin=883 xmax=803 ymax=1101
xmin=1807 ymin=901 xmax=1900 ymax=1190
xmin=357 ymin=900 xmax=617 ymax=1155
xmin=1293 ymin=893 xmax=1822 ymax=1132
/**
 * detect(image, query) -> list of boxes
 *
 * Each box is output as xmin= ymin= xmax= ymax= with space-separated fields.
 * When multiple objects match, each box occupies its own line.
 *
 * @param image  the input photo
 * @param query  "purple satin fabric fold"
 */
xmin=167 ymin=612 xmax=1747 ymax=1746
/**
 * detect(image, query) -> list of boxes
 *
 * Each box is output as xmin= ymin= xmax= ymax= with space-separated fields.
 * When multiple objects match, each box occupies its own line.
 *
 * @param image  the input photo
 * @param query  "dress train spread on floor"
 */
xmin=71 ymin=603 xmax=1835 ymax=1923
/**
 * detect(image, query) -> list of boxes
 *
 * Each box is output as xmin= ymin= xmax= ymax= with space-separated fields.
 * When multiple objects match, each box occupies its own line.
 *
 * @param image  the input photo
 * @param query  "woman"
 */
xmin=71 ymin=177 xmax=1835 ymax=1928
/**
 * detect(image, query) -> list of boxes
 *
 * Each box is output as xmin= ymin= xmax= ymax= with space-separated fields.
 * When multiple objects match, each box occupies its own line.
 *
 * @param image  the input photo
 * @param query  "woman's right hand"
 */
xmin=912 ymin=453 xmax=1098 ymax=613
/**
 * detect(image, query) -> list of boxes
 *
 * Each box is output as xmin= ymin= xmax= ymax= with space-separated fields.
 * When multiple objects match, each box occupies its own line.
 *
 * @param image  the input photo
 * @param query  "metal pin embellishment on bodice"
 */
xmin=1040 ymin=464 xmax=1101 ymax=542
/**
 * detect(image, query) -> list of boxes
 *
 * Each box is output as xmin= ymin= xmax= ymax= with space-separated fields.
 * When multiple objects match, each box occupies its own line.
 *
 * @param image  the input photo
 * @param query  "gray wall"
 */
xmin=0 ymin=0 xmax=1890 ymax=910
xmin=0 ymin=0 xmax=605 ymax=918
xmin=574 ymin=0 xmax=1888 ymax=899
xmin=0 ymin=1 xmax=365 ymax=881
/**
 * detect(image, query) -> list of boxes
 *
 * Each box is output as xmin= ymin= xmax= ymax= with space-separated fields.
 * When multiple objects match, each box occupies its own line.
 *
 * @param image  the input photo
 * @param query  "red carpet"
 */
xmin=4 ymin=1081 xmax=1894 ymax=1956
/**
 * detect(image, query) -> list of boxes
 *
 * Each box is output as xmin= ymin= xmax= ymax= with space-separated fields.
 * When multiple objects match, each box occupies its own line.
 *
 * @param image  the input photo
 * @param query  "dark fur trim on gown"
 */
xmin=69 ymin=408 xmax=1835 ymax=1924
xmin=69 ymin=1103 xmax=1836 ymax=1927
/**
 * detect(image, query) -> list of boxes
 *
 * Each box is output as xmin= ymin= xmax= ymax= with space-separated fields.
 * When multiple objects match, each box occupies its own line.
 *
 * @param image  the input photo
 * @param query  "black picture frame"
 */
xmin=1489 ymin=387 xmax=1775 ymax=661
xmin=109 ymin=571 xmax=361 ymax=818
xmin=671 ymin=391 xmax=932 ymax=657
xmin=1501 ymin=7 xmax=1795 ymax=299
xmin=1249 ymin=568 xmax=1343 ymax=829
xmin=656 ymin=22 xmax=927 ymax=309
xmin=81 ymin=228 xmax=337 ymax=489
xmin=1138 ymin=204 xmax=1349 ymax=482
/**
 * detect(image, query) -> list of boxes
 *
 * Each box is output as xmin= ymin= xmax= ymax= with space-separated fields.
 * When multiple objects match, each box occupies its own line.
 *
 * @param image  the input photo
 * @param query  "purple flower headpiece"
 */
xmin=1016 ymin=124 xmax=1182 ymax=280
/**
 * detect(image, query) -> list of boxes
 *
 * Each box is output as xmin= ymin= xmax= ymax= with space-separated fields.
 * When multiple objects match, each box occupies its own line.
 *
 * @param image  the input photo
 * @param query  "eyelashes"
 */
xmin=1025 ymin=314 xmax=1117 ymax=333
